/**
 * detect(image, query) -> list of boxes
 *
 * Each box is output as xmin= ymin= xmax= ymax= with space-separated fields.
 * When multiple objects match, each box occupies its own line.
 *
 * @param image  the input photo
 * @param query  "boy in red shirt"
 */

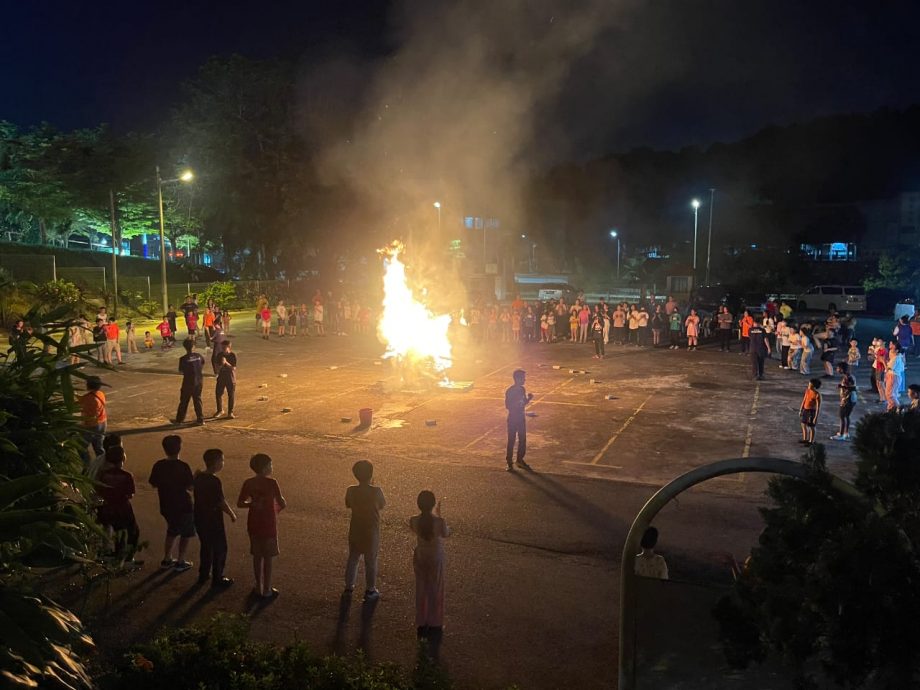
xmin=105 ymin=317 xmax=122 ymax=365
xmin=157 ymin=316 xmax=174 ymax=349
xmin=237 ymin=453 xmax=286 ymax=598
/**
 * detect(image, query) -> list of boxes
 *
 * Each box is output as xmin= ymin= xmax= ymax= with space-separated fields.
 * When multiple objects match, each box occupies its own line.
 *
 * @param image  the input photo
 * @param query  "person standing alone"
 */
xmin=214 ymin=340 xmax=237 ymax=419
xmin=505 ymin=369 xmax=534 ymax=471
xmin=172 ymin=339 xmax=205 ymax=425
xmin=748 ymin=318 xmax=770 ymax=380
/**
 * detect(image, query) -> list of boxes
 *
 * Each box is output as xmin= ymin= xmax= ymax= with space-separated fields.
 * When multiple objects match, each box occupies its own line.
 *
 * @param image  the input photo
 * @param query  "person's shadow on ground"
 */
xmin=331 ymin=591 xmax=379 ymax=658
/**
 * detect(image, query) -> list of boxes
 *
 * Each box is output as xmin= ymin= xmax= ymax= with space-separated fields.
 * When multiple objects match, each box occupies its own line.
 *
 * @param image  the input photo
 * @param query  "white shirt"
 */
xmin=276 ymin=305 xmax=287 ymax=320
xmin=635 ymin=551 xmax=669 ymax=580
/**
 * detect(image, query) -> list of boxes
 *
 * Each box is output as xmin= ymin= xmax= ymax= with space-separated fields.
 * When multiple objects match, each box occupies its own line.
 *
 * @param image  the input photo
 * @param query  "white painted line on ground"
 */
xmin=741 ymin=381 xmax=761 ymax=459
xmin=590 ymin=392 xmax=654 ymax=465
xmin=470 ymin=396 xmax=598 ymax=408
xmin=562 ymin=461 xmax=624 ymax=469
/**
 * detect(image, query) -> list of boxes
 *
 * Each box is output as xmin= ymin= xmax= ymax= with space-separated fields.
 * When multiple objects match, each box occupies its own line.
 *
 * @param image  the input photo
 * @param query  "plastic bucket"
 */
xmin=358 ymin=408 xmax=373 ymax=427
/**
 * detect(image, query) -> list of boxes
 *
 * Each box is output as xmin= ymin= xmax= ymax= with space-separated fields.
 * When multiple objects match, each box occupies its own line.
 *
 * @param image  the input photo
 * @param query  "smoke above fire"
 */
xmin=301 ymin=0 xmax=631 ymax=244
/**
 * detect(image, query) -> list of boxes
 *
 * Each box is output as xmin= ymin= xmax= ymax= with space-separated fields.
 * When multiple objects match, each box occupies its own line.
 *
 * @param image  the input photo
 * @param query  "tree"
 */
xmin=715 ymin=413 xmax=920 ymax=688
xmin=171 ymin=55 xmax=308 ymax=276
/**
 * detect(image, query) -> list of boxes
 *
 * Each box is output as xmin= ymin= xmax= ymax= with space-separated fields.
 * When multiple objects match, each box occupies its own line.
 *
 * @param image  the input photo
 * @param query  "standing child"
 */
xmin=96 ymin=446 xmax=141 ymax=562
xmin=148 ymin=435 xmax=196 ymax=572
xmin=410 ymin=491 xmax=451 ymax=653
xmin=344 ymin=460 xmax=386 ymax=601
xmin=540 ymin=312 xmax=548 ymax=342
xmin=546 ymin=310 xmax=556 ymax=342
xmin=237 ymin=453 xmax=286 ymax=599
xmin=831 ymin=363 xmax=857 ymax=441
xmin=511 ymin=310 xmax=521 ymax=342
xmin=684 ymin=309 xmax=700 ymax=351
xmin=569 ymin=310 xmax=578 ymax=342
xmin=125 ymin=320 xmax=138 ymax=354
xmin=187 ymin=310 xmax=199 ymax=344
xmin=313 ymin=300 xmax=325 ymax=336
xmin=194 ymin=448 xmax=237 ymax=587
xmin=668 ymin=310 xmax=682 ymax=349
xmin=288 ymin=305 xmax=297 ymax=336
xmin=144 ymin=330 xmax=155 ymax=349
xmin=847 ymin=339 xmax=861 ymax=368
xmin=260 ymin=304 xmax=272 ymax=339
xmin=276 ymin=301 xmax=287 ymax=337
xmin=799 ymin=378 xmax=822 ymax=446
xmin=80 ymin=376 xmax=107 ymax=458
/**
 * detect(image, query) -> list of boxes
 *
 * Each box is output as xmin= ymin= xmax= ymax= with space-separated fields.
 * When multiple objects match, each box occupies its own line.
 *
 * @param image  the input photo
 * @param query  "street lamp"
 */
xmin=691 ymin=199 xmax=700 ymax=273
xmin=156 ymin=167 xmax=195 ymax=315
xmin=433 ymin=201 xmax=441 ymax=236
xmin=609 ymin=229 xmax=620 ymax=280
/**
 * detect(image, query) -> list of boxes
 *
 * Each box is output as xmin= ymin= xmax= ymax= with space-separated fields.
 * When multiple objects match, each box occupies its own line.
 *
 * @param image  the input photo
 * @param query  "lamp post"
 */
xmin=609 ymin=229 xmax=620 ymax=280
xmin=705 ymin=188 xmax=715 ymax=284
xmin=433 ymin=201 xmax=441 ymax=236
xmin=156 ymin=167 xmax=194 ymax=315
xmin=691 ymin=199 xmax=700 ymax=273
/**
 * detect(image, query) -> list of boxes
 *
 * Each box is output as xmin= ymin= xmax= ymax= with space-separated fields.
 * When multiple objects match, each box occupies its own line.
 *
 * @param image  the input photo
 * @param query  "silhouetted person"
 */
xmin=172 ymin=338 xmax=205 ymax=425
xmin=505 ymin=369 xmax=533 ymax=471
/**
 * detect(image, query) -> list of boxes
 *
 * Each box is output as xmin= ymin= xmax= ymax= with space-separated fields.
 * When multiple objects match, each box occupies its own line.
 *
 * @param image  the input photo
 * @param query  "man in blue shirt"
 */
xmin=505 ymin=369 xmax=534 ymax=471
xmin=172 ymin=338 xmax=206 ymax=425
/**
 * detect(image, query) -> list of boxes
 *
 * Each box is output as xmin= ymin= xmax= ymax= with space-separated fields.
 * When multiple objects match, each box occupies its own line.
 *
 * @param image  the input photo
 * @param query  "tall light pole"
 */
xmin=609 ymin=229 xmax=620 ymax=280
xmin=156 ymin=167 xmax=194 ymax=315
xmin=433 ymin=201 xmax=441 ymax=236
xmin=705 ymin=188 xmax=715 ymax=285
xmin=691 ymin=199 xmax=700 ymax=273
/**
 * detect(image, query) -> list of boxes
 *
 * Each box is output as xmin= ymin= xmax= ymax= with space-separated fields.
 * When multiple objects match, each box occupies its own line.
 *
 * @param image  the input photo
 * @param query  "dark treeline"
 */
xmin=2 ymin=53 xmax=919 ymax=289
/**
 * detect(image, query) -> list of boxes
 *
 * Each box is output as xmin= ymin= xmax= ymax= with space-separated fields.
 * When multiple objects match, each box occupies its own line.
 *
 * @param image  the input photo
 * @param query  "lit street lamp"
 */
xmin=156 ymin=166 xmax=195 ymax=315
xmin=433 ymin=201 xmax=441 ymax=236
xmin=609 ymin=229 xmax=620 ymax=280
xmin=691 ymin=199 xmax=700 ymax=273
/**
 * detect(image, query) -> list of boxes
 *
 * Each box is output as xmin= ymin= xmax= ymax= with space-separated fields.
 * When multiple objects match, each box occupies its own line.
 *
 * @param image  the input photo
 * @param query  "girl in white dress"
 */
xmin=410 ymin=490 xmax=450 ymax=655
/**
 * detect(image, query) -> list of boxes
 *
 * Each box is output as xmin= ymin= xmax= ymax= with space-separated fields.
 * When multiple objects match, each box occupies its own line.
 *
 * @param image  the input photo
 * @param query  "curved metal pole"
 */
xmin=618 ymin=457 xmax=867 ymax=690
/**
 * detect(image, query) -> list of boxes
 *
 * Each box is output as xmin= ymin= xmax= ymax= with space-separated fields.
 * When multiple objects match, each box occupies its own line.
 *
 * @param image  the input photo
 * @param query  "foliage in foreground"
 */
xmin=1 ymin=312 xmax=106 ymax=689
xmin=103 ymin=614 xmax=451 ymax=690
xmin=715 ymin=413 xmax=920 ymax=689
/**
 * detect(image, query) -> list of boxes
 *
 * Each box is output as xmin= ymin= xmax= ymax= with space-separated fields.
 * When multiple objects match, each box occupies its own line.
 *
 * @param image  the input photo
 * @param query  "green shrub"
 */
xmin=104 ymin=614 xmax=452 ymax=690
xmin=36 ymin=279 xmax=82 ymax=309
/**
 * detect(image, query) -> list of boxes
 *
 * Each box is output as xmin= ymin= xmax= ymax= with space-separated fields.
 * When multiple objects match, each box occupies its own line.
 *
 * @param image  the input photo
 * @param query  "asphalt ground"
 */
xmin=61 ymin=318 xmax=912 ymax=689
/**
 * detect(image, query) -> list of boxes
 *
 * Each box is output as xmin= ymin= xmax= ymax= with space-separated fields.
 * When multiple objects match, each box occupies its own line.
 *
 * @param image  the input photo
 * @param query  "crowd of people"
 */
xmin=81 ymin=431 xmax=450 ymax=651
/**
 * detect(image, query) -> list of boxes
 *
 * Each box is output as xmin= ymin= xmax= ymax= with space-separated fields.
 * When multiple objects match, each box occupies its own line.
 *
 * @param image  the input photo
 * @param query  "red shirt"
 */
xmin=105 ymin=323 xmax=120 ymax=341
xmin=260 ymin=308 xmax=271 ymax=322
xmin=157 ymin=322 xmax=172 ymax=338
xmin=238 ymin=476 xmax=283 ymax=538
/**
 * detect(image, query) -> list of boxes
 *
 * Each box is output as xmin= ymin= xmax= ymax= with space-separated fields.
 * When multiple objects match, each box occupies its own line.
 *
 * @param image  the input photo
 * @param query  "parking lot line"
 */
xmin=589 ymin=392 xmax=654 ymax=465
xmin=741 ymin=381 xmax=761 ymax=459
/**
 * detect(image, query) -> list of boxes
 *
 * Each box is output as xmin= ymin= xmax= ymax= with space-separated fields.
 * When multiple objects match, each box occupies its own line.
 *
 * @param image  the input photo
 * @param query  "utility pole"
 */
xmin=109 ymin=189 xmax=119 ymax=316
xmin=705 ymin=188 xmax=715 ymax=285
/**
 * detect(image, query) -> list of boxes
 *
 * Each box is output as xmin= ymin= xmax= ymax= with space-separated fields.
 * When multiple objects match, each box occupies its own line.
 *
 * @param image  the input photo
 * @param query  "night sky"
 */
xmin=3 ymin=0 xmax=920 ymax=156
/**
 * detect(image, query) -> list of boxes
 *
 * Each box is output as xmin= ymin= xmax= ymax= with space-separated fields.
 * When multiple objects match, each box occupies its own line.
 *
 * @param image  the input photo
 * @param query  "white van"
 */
xmin=796 ymin=285 xmax=866 ymax=312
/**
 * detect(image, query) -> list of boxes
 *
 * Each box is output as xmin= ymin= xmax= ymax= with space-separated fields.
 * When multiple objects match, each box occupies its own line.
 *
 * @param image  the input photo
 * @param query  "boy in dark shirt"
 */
xmin=97 ymin=445 xmax=141 ymax=563
xmin=172 ymin=338 xmax=205 ymax=425
xmin=343 ymin=460 xmax=386 ymax=601
xmin=237 ymin=453 xmax=286 ymax=598
xmin=505 ymin=369 xmax=534 ymax=471
xmin=166 ymin=305 xmax=178 ymax=335
xmin=148 ymin=434 xmax=196 ymax=571
xmin=214 ymin=340 xmax=237 ymax=419
xmin=194 ymin=448 xmax=236 ymax=587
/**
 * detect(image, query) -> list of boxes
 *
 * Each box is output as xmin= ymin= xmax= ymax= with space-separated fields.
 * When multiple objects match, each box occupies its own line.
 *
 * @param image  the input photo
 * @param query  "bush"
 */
xmin=201 ymin=281 xmax=239 ymax=309
xmin=715 ymin=415 xmax=920 ymax=688
xmin=104 ymin=614 xmax=452 ymax=690
xmin=1 ymin=309 xmax=108 ymax=689
xmin=36 ymin=279 xmax=83 ymax=309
